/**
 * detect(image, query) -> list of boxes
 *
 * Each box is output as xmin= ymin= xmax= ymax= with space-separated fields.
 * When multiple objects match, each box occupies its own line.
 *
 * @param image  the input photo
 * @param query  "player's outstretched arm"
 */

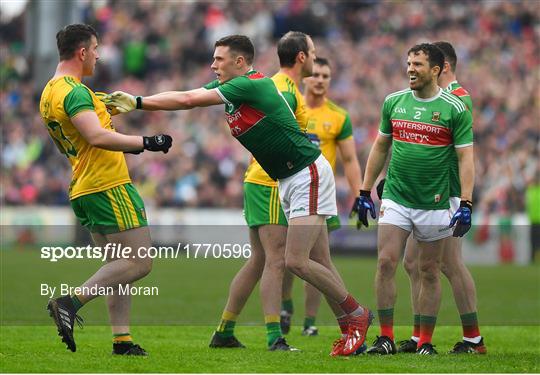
xmin=71 ymin=111 xmax=172 ymax=153
xmin=103 ymin=88 xmax=223 ymax=112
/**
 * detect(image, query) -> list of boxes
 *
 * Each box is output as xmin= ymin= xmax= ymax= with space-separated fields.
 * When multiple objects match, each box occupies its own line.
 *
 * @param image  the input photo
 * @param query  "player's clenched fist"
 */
xmin=103 ymin=91 xmax=139 ymax=113
xmin=449 ymin=200 xmax=473 ymax=237
xmin=126 ymin=134 xmax=173 ymax=155
xmin=350 ymin=190 xmax=376 ymax=229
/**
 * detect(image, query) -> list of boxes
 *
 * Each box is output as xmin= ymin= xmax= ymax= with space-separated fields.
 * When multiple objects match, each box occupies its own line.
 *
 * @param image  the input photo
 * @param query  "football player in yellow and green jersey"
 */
xmin=282 ymin=57 xmax=363 ymax=337
xmin=41 ymin=24 xmax=171 ymax=356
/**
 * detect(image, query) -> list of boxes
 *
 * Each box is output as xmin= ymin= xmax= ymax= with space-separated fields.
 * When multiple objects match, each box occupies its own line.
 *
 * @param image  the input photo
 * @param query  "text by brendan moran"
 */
xmin=41 ymin=283 xmax=158 ymax=298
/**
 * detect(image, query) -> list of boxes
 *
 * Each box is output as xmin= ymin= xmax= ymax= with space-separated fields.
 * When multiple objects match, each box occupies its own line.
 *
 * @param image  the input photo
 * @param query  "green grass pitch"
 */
xmin=1 ymin=248 xmax=539 ymax=372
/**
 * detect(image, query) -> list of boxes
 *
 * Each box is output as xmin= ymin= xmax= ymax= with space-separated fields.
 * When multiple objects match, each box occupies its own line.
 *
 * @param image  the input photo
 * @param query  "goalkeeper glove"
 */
xmin=126 ymin=134 xmax=173 ymax=155
xmin=376 ymin=178 xmax=386 ymax=200
xmin=449 ymin=200 xmax=472 ymax=237
xmin=95 ymin=92 xmax=120 ymax=116
xmin=350 ymin=190 xmax=376 ymax=229
xmin=102 ymin=91 xmax=142 ymax=114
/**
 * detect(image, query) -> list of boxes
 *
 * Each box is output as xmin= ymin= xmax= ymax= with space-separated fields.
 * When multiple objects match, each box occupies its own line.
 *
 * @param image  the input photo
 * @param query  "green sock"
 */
xmin=304 ymin=316 xmax=316 ymax=329
xmin=71 ymin=295 xmax=83 ymax=312
xmin=282 ymin=299 xmax=293 ymax=314
xmin=266 ymin=322 xmax=282 ymax=347
xmin=216 ymin=311 xmax=237 ymax=338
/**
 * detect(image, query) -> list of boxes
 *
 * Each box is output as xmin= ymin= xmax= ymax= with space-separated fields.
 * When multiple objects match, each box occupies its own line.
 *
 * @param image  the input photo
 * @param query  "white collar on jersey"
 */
xmin=412 ymin=87 xmax=442 ymax=102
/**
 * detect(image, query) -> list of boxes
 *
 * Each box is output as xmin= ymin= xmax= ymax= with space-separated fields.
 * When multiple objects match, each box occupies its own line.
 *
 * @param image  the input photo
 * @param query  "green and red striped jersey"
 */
xmin=204 ymin=70 xmax=320 ymax=180
xmin=379 ymin=87 xmax=473 ymax=209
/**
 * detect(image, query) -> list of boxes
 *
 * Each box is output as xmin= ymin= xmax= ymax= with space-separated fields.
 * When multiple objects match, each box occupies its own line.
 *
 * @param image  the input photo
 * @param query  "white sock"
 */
xmin=411 ymin=336 xmax=419 ymax=342
xmin=463 ymin=336 xmax=482 ymax=344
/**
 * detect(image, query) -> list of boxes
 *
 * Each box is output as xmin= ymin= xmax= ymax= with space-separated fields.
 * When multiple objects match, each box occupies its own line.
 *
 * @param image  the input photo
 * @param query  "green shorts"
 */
xmin=243 ymin=182 xmax=288 ymax=227
xmin=71 ymin=183 xmax=148 ymax=234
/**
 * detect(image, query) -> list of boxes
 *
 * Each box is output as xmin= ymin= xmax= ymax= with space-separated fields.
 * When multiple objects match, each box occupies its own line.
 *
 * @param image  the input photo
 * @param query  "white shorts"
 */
xmin=378 ymin=198 xmax=454 ymax=242
xmin=449 ymin=197 xmax=460 ymax=214
xmin=278 ymin=154 xmax=337 ymax=220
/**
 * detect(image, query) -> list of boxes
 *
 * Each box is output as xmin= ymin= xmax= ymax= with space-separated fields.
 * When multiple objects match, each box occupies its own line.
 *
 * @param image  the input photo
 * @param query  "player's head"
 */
xmin=407 ymin=43 xmax=444 ymax=91
xmin=433 ymin=41 xmax=457 ymax=75
xmin=304 ymin=57 xmax=331 ymax=97
xmin=56 ymin=24 xmax=99 ymax=76
xmin=277 ymin=31 xmax=315 ymax=77
xmin=212 ymin=35 xmax=255 ymax=83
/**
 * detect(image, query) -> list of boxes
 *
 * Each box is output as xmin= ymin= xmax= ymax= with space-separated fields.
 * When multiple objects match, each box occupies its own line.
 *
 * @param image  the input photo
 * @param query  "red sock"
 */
xmin=338 ymin=294 xmax=360 ymax=315
xmin=417 ymin=315 xmax=437 ymax=347
xmin=461 ymin=312 xmax=481 ymax=339
xmin=378 ymin=308 xmax=394 ymax=341
xmin=413 ymin=314 xmax=421 ymax=338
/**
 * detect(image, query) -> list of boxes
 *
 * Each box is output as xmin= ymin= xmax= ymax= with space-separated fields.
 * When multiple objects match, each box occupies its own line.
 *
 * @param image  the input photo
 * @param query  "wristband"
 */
xmin=136 ymin=96 xmax=143 ymax=109
xmin=460 ymin=200 xmax=473 ymax=211
xmin=360 ymin=190 xmax=371 ymax=197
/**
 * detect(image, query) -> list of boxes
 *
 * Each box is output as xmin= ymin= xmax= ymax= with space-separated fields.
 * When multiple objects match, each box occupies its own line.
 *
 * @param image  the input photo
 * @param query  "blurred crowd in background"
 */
xmin=1 ymin=0 xmax=539 ymax=216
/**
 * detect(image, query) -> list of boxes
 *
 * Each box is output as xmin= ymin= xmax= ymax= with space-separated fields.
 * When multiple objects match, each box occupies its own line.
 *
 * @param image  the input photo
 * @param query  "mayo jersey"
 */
xmin=379 ymin=88 xmax=473 ymax=209
xmin=39 ymin=75 xmax=131 ymax=200
xmin=305 ymin=99 xmax=353 ymax=171
xmin=243 ymin=71 xmax=309 ymax=186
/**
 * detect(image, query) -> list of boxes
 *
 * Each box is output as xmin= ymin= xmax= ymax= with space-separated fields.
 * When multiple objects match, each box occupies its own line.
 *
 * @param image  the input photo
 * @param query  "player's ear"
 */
xmin=297 ymin=51 xmax=306 ymax=64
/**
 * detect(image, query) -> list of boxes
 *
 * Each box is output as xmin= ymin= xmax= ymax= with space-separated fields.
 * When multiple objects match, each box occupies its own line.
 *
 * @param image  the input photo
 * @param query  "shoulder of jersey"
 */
xmin=383 ymin=88 xmax=412 ymax=103
xmin=325 ymin=99 xmax=348 ymax=116
xmin=440 ymin=90 xmax=467 ymax=112
xmin=450 ymin=86 xmax=470 ymax=97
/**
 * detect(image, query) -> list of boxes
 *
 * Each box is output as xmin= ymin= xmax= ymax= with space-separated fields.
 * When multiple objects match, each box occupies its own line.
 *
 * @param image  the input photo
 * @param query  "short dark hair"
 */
xmin=214 ymin=35 xmax=254 ymax=65
xmin=314 ymin=57 xmax=329 ymax=68
xmin=277 ymin=31 xmax=309 ymax=68
xmin=56 ymin=24 xmax=98 ymax=61
xmin=433 ymin=41 xmax=457 ymax=73
xmin=407 ymin=43 xmax=445 ymax=77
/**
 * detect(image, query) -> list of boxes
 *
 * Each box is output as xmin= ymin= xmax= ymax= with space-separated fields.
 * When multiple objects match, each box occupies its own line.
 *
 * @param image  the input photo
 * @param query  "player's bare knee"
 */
xmin=377 ymin=255 xmax=398 ymax=278
xmin=419 ymin=261 xmax=440 ymax=282
xmin=285 ymin=257 xmax=308 ymax=278
xmin=265 ymin=256 xmax=285 ymax=272
xmin=402 ymin=256 xmax=418 ymax=277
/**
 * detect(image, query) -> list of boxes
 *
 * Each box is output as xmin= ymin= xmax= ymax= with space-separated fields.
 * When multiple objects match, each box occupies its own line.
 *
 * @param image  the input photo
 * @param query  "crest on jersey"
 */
xmin=434 ymin=194 xmax=441 ymax=203
xmin=139 ymin=207 xmax=147 ymax=220
xmin=323 ymin=122 xmax=332 ymax=132
xmin=431 ymin=112 xmax=441 ymax=122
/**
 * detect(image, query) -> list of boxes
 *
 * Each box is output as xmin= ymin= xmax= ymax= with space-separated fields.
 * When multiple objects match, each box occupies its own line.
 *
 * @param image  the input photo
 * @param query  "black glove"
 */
xmin=143 ymin=134 xmax=173 ymax=153
xmin=376 ymin=178 xmax=386 ymax=200
xmin=449 ymin=200 xmax=473 ymax=237
xmin=350 ymin=190 xmax=376 ymax=229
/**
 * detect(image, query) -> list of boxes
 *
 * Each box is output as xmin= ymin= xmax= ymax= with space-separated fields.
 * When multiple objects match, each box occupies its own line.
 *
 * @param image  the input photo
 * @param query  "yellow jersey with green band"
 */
xmin=243 ymin=72 xmax=308 ymax=187
xmin=39 ymin=75 xmax=131 ymax=200
xmin=305 ymin=99 xmax=353 ymax=171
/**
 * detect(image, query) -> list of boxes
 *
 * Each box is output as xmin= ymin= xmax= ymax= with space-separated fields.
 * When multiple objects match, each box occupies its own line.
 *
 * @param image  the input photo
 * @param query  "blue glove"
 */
xmin=350 ymin=190 xmax=376 ymax=229
xmin=449 ymin=200 xmax=472 ymax=237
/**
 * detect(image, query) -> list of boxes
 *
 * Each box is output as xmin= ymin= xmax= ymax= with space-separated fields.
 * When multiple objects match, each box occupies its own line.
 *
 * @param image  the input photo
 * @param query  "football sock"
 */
xmin=304 ymin=316 xmax=316 ymax=329
xmin=461 ymin=312 xmax=481 ymax=342
xmin=378 ymin=308 xmax=394 ymax=340
xmin=265 ymin=315 xmax=282 ymax=347
xmin=70 ymin=294 xmax=84 ymax=312
xmin=337 ymin=315 xmax=349 ymax=339
xmin=338 ymin=294 xmax=364 ymax=317
xmin=282 ymin=299 xmax=293 ymax=314
xmin=412 ymin=314 xmax=421 ymax=338
xmin=216 ymin=310 xmax=237 ymax=338
xmin=113 ymin=333 xmax=133 ymax=344
xmin=418 ymin=315 xmax=437 ymax=347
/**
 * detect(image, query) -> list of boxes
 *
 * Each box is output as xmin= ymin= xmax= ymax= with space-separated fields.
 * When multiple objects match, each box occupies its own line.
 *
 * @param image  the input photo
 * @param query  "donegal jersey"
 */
xmin=244 ymin=72 xmax=308 ymax=187
xmin=39 ymin=75 xmax=131 ymax=200
xmin=379 ymin=88 xmax=473 ymax=209
xmin=445 ymin=81 xmax=473 ymax=198
xmin=306 ymin=99 xmax=352 ymax=171
xmin=204 ymin=70 xmax=320 ymax=180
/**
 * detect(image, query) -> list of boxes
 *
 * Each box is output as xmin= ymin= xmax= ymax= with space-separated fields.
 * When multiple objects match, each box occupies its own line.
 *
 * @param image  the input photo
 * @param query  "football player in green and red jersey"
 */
xmin=104 ymin=35 xmax=372 ymax=356
xmin=352 ymin=43 xmax=474 ymax=355
xmin=398 ymin=41 xmax=485 ymax=355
